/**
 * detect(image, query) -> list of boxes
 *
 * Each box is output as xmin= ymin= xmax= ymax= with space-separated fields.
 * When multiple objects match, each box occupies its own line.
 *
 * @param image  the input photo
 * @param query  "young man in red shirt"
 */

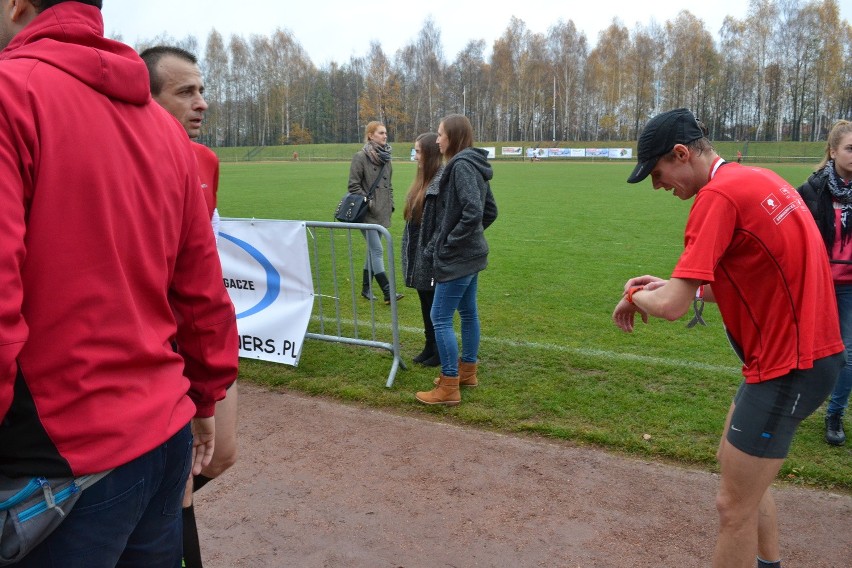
xmin=613 ymin=108 xmax=844 ymax=568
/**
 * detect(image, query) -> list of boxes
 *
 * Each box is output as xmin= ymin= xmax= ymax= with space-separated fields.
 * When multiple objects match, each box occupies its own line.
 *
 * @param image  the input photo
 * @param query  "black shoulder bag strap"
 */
xmin=366 ymin=163 xmax=386 ymax=200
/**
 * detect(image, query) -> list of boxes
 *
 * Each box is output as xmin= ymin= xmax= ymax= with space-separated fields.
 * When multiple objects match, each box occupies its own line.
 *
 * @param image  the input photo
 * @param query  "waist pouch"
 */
xmin=0 ymin=470 xmax=112 ymax=565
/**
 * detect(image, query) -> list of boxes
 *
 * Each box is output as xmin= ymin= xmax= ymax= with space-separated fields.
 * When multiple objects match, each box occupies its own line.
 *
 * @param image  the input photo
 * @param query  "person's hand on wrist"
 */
xmin=625 ymin=285 xmax=645 ymax=304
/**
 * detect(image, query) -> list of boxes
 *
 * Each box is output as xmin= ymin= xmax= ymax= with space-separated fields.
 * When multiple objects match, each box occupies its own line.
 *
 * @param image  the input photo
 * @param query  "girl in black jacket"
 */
xmin=401 ymin=133 xmax=443 ymax=366
xmin=798 ymin=119 xmax=852 ymax=446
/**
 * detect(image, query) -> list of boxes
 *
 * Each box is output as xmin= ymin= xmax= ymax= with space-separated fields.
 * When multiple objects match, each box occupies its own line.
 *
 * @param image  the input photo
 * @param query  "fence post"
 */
xmin=304 ymin=221 xmax=407 ymax=387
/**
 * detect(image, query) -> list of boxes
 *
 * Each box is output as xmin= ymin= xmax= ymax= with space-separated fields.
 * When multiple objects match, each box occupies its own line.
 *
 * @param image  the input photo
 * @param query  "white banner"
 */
xmin=218 ymin=219 xmax=314 ymax=366
xmin=502 ymin=146 xmax=523 ymax=156
xmin=609 ymin=148 xmax=633 ymax=159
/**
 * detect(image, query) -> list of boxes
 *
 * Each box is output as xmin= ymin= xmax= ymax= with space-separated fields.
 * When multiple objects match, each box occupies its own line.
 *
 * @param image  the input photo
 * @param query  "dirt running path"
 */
xmin=196 ymin=384 xmax=851 ymax=567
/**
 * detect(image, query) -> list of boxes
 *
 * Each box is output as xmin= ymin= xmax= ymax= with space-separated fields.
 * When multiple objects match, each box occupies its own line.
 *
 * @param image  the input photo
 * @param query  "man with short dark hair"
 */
xmin=141 ymin=44 xmax=236 ymax=568
xmin=0 ymin=2 xmax=238 ymax=566
xmin=613 ymin=108 xmax=844 ymax=568
xmin=140 ymin=45 xmax=221 ymax=233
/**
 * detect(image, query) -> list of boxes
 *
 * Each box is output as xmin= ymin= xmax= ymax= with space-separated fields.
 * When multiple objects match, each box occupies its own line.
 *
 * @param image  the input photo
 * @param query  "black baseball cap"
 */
xmin=627 ymin=108 xmax=705 ymax=184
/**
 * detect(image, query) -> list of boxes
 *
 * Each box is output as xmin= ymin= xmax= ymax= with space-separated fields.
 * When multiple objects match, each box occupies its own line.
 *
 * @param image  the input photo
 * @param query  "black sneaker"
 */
xmin=825 ymin=413 xmax=846 ymax=446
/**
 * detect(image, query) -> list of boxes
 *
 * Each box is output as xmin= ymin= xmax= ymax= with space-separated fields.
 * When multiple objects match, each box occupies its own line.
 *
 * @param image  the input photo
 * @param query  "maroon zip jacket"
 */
xmin=0 ymin=4 xmax=238 ymax=477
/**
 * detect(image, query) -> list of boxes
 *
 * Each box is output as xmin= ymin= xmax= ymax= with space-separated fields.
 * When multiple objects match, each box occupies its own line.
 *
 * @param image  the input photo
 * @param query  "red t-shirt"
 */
xmin=192 ymin=141 xmax=219 ymax=220
xmin=672 ymin=162 xmax=843 ymax=382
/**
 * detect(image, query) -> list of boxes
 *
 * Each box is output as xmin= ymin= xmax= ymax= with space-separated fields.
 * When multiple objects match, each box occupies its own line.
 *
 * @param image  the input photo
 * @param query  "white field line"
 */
xmin=310 ymin=315 xmax=741 ymax=375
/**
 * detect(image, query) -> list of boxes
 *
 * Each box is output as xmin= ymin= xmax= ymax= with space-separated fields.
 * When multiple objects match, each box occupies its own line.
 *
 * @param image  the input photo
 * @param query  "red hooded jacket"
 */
xmin=0 ymin=4 xmax=238 ymax=477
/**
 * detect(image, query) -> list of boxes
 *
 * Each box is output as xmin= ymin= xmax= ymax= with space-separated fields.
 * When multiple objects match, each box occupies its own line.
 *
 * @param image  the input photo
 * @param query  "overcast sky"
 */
xmin=102 ymin=1 xmax=851 ymax=65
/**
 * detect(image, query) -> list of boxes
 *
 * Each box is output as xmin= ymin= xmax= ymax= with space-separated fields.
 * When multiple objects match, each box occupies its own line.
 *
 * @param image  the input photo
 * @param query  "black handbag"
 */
xmin=335 ymin=163 xmax=386 ymax=223
xmin=334 ymin=193 xmax=369 ymax=223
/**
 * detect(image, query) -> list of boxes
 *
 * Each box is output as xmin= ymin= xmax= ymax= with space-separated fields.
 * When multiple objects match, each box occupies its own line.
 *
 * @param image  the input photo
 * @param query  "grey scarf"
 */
xmin=364 ymin=140 xmax=392 ymax=166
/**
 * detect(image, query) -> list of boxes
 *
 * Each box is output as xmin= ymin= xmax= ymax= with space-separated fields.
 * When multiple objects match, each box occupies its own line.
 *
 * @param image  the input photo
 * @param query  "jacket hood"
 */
xmin=1 ymin=3 xmax=150 ymax=105
xmin=451 ymin=147 xmax=493 ymax=182
xmin=425 ymin=164 xmax=445 ymax=196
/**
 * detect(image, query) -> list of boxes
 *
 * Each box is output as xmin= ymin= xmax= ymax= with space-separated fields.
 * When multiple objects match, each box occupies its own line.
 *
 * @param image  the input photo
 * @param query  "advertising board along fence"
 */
xmin=218 ymin=218 xmax=406 ymax=387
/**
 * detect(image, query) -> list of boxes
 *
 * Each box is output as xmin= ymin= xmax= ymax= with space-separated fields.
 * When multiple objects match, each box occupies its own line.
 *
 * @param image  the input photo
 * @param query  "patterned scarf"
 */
xmin=826 ymin=159 xmax=852 ymax=246
xmin=364 ymin=140 xmax=392 ymax=166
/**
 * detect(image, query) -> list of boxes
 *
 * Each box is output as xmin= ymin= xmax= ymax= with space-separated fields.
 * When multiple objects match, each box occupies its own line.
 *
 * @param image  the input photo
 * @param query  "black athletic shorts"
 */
xmin=727 ymin=352 xmax=844 ymax=459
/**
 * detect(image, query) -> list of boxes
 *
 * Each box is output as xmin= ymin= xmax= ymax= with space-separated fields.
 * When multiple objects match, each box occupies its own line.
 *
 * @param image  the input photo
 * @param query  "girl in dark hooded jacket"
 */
xmin=415 ymin=114 xmax=497 ymax=406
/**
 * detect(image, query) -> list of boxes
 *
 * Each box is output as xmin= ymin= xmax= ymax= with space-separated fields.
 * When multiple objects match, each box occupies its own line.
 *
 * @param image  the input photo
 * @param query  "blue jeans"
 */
xmin=431 ymin=273 xmax=480 ymax=377
xmin=19 ymin=424 xmax=193 ymax=567
xmin=829 ymin=284 xmax=852 ymax=416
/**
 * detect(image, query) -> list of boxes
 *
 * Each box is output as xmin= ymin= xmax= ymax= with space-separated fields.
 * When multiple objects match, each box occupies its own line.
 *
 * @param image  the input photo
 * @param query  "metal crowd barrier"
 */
xmin=303 ymin=221 xmax=406 ymax=387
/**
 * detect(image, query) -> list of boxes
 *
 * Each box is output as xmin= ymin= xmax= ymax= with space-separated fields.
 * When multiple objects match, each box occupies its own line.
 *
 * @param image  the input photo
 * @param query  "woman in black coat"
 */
xmin=401 ymin=132 xmax=444 ymax=366
xmin=797 ymin=119 xmax=852 ymax=446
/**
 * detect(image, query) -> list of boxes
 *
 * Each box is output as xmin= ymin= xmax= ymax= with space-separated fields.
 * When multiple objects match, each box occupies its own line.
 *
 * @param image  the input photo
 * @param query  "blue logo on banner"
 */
xmin=219 ymin=232 xmax=280 ymax=319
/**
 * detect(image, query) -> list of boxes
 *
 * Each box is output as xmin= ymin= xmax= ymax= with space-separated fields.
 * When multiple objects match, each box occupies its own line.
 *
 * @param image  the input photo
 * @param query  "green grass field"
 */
xmin=217 ymin=159 xmax=852 ymax=492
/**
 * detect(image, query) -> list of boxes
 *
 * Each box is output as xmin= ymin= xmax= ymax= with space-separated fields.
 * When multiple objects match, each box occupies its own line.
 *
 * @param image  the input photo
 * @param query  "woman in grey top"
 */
xmin=347 ymin=120 xmax=403 ymax=304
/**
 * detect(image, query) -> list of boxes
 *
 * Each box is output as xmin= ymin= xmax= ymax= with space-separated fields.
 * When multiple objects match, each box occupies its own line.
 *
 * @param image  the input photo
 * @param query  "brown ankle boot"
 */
xmin=434 ymin=360 xmax=478 ymax=387
xmin=458 ymin=360 xmax=478 ymax=387
xmin=416 ymin=375 xmax=461 ymax=406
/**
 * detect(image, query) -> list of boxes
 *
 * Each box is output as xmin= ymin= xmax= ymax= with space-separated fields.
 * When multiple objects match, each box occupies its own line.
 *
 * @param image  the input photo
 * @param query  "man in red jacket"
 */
xmin=141 ymin=44 xmax=237 ymax=568
xmin=0 ymin=2 xmax=238 ymax=566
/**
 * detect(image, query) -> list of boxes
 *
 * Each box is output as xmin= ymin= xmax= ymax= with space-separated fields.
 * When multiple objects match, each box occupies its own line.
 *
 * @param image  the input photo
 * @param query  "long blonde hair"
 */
xmin=404 ymin=133 xmax=441 ymax=224
xmin=819 ymin=119 xmax=852 ymax=170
